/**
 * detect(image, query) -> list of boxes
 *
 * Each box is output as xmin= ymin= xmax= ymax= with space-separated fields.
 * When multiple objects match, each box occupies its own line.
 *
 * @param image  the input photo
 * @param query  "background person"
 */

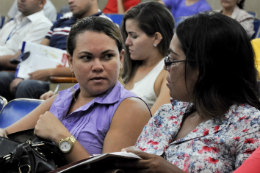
xmin=121 ymin=2 xmax=174 ymax=115
xmin=216 ymin=0 xmax=254 ymax=38
xmin=0 ymin=0 xmax=52 ymax=101
xmin=116 ymin=12 xmax=260 ymax=173
xmin=157 ymin=0 xmax=211 ymax=25
xmin=103 ymin=0 xmax=140 ymax=14
xmin=8 ymin=0 xmax=57 ymax=22
xmin=0 ymin=0 xmax=110 ymax=101
xmin=0 ymin=17 xmax=151 ymax=163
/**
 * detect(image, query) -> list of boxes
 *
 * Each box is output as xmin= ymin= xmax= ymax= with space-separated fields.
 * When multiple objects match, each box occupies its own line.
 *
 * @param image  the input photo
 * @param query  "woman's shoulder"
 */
xmin=227 ymin=103 xmax=260 ymax=127
xmin=233 ymin=7 xmax=254 ymax=22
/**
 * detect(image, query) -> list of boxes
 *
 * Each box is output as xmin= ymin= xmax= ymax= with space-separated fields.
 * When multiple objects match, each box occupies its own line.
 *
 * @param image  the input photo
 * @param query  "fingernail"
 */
xmin=121 ymin=149 xmax=127 ymax=152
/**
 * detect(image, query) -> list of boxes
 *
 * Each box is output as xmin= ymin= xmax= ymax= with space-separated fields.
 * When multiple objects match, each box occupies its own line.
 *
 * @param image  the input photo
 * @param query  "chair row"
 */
xmin=0 ymin=97 xmax=43 ymax=128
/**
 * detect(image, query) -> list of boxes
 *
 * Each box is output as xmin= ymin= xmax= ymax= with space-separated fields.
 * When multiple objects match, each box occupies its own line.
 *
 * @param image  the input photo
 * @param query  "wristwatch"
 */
xmin=59 ymin=135 xmax=76 ymax=153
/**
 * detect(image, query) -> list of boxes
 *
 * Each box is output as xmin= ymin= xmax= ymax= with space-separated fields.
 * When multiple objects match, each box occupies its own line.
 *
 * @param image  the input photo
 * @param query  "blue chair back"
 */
xmin=0 ymin=99 xmax=44 ymax=128
xmin=0 ymin=16 xmax=5 ymax=28
xmin=57 ymin=13 xmax=63 ymax=21
xmin=0 ymin=96 xmax=7 ymax=112
xmin=252 ymin=18 xmax=260 ymax=39
xmin=105 ymin=14 xmax=124 ymax=27
xmin=248 ymin=11 xmax=256 ymax=18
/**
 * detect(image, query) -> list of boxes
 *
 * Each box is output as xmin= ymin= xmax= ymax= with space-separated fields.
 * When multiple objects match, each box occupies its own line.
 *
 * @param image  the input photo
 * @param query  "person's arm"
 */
xmin=4 ymin=95 xmax=57 ymax=135
xmin=234 ymin=146 xmax=260 ymax=173
xmin=0 ymin=50 xmax=21 ymax=69
xmin=117 ymin=0 xmax=125 ymax=14
xmin=156 ymin=0 xmax=165 ymax=5
xmin=115 ymin=147 xmax=186 ymax=173
xmin=102 ymin=97 xmax=151 ymax=153
xmin=151 ymin=69 xmax=170 ymax=115
xmin=28 ymin=67 xmax=72 ymax=81
xmin=41 ymin=38 xmax=50 ymax=46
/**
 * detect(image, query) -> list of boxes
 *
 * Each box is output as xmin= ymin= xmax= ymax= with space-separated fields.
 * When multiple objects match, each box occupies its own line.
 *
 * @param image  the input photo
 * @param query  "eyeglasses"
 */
xmin=164 ymin=56 xmax=194 ymax=70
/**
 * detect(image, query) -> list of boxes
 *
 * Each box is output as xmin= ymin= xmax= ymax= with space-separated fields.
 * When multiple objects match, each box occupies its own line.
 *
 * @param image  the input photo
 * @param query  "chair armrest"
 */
xmin=49 ymin=76 xmax=77 ymax=83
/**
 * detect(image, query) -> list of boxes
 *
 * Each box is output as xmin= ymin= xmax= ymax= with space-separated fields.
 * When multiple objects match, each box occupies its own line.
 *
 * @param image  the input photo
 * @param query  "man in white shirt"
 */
xmin=8 ymin=0 xmax=57 ymax=22
xmin=0 ymin=0 xmax=52 ymax=100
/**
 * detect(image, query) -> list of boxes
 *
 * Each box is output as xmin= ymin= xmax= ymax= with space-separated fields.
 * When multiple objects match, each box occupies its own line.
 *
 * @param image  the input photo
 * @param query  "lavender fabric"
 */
xmin=163 ymin=0 xmax=212 ymax=21
xmin=49 ymin=81 xmax=141 ymax=155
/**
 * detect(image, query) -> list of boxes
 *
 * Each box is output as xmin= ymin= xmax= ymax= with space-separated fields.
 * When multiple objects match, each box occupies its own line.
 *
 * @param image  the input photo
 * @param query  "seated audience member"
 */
xmin=157 ymin=0 xmax=211 ymax=24
xmin=216 ymin=0 xmax=254 ymax=38
xmin=0 ymin=0 xmax=110 ymax=101
xmin=103 ymin=0 xmax=140 ymax=14
xmin=0 ymin=0 xmax=52 ymax=100
xmin=0 ymin=17 xmax=151 ymax=163
xmin=233 ymin=146 xmax=260 ymax=173
xmin=115 ymin=12 xmax=260 ymax=173
xmin=121 ymin=2 xmax=174 ymax=115
xmin=41 ymin=2 xmax=173 ymax=114
xmin=8 ymin=0 xmax=57 ymax=22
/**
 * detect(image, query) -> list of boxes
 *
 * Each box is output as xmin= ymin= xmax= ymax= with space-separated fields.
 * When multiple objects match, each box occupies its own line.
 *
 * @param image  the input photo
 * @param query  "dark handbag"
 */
xmin=0 ymin=129 xmax=67 ymax=173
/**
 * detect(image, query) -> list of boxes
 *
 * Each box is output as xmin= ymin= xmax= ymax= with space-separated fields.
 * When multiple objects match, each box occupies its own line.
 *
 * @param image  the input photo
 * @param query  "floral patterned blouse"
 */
xmin=135 ymin=100 xmax=260 ymax=173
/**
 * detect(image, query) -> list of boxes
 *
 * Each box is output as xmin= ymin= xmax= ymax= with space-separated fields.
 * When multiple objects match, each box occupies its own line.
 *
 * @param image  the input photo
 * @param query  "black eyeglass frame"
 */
xmin=164 ymin=56 xmax=195 ymax=69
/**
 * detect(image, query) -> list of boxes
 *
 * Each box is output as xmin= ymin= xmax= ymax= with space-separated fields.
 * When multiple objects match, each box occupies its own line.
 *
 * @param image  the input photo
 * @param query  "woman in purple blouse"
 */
xmin=0 ymin=17 xmax=151 ymax=163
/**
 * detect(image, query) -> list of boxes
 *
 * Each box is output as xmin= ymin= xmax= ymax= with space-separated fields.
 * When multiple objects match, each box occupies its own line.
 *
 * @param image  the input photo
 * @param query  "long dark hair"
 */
xmin=237 ymin=0 xmax=245 ymax=9
xmin=176 ymin=12 xmax=260 ymax=121
xmin=121 ymin=2 xmax=174 ymax=83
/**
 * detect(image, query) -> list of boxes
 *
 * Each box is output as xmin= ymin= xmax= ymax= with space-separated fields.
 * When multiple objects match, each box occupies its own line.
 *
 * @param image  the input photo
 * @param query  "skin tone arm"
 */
xmin=156 ymin=0 xmax=165 ymax=5
xmin=102 ymin=97 xmax=151 ymax=153
xmin=0 ymin=51 xmax=21 ymax=70
xmin=116 ymin=147 xmax=186 ymax=173
xmin=151 ymin=69 xmax=170 ymax=115
xmin=117 ymin=0 xmax=125 ymax=14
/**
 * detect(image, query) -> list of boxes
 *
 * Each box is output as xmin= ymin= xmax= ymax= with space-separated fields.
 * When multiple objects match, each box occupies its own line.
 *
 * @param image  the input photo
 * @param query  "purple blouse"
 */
xmin=49 ymin=81 xmax=142 ymax=155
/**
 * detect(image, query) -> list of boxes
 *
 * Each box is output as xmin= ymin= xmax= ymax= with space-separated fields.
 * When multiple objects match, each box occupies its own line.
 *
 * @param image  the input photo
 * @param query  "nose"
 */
xmin=125 ymin=35 xmax=132 ymax=46
xmin=92 ymin=59 xmax=104 ymax=73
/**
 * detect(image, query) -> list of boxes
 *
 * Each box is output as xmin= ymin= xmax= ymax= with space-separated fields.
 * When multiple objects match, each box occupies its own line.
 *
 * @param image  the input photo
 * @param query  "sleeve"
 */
xmin=20 ymin=21 xmax=52 ymax=48
xmin=45 ymin=22 xmax=56 ymax=40
xmin=235 ymin=125 xmax=260 ymax=169
xmin=234 ymin=146 xmax=260 ymax=173
xmin=240 ymin=17 xmax=255 ymax=38
xmin=162 ymin=0 xmax=179 ymax=9
xmin=8 ymin=0 xmax=18 ymax=18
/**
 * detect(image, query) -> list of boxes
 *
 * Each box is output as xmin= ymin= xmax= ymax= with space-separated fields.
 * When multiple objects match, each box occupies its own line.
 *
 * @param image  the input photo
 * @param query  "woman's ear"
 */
xmin=67 ymin=53 xmax=74 ymax=73
xmin=120 ymin=49 xmax=125 ymax=65
xmin=153 ymin=32 xmax=163 ymax=47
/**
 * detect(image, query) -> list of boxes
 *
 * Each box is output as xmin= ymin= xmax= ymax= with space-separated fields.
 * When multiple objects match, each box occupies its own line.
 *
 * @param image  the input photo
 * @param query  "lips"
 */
xmin=90 ymin=77 xmax=106 ymax=81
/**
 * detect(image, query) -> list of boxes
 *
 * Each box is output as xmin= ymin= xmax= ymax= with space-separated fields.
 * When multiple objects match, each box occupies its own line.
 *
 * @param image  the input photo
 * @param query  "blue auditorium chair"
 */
xmin=0 ymin=16 xmax=5 ymax=28
xmin=248 ymin=11 xmax=257 ymax=18
xmin=252 ymin=18 xmax=260 ymax=39
xmin=0 ymin=96 xmax=7 ymax=112
xmin=0 ymin=98 xmax=44 ymax=128
xmin=105 ymin=14 xmax=124 ymax=27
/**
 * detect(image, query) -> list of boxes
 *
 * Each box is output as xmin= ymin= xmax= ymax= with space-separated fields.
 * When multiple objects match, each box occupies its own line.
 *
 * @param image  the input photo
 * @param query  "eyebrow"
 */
xmin=168 ymin=48 xmax=179 ymax=56
xmin=78 ymin=49 xmax=115 ymax=55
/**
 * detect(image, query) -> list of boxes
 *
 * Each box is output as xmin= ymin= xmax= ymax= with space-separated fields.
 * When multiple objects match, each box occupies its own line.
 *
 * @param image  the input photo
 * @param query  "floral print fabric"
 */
xmin=135 ymin=100 xmax=260 ymax=173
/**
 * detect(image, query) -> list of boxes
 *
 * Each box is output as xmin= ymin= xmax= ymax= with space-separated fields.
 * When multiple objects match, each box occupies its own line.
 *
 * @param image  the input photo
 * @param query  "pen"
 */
xmin=53 ymin=84 xmax=60 ymax=95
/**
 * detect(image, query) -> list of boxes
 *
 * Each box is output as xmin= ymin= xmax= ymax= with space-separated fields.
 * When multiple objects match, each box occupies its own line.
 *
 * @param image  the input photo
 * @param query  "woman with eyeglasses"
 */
xmin=115 ymin=12 xmax=260 ymax=173
xmin=121 ymin=2 xmax=174 ymax=115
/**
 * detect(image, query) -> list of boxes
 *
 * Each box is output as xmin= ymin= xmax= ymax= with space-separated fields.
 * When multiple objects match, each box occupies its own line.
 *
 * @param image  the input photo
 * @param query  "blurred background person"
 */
xmin=8 ymin=0 xmax=57 ymax=22
xmin=157 ymin=0 xmax=212 ymax=25
xmin=103 ymin=0 xmax=140 ymax=14
xmin=121 ymin=2 xmax=174 ymax=114
xmin=216 ymin=0 xmax=254 ymax=38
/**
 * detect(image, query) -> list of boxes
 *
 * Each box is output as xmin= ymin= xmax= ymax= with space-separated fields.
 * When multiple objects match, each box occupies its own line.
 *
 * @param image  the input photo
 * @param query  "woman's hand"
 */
xmin=40 ymin=90 xmax=54 ymax=100
xmin=34 ymin=111 xmax=71 ymax=144
xmin=0 ymin=128 xmax=8 ymax=138
xmin=116 ymin=147 xmax=186 ymax=173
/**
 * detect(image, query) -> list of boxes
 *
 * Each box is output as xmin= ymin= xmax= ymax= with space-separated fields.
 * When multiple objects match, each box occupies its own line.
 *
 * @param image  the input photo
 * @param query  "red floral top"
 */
xmin=135 ymin=100 xmax=260 ymax=173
